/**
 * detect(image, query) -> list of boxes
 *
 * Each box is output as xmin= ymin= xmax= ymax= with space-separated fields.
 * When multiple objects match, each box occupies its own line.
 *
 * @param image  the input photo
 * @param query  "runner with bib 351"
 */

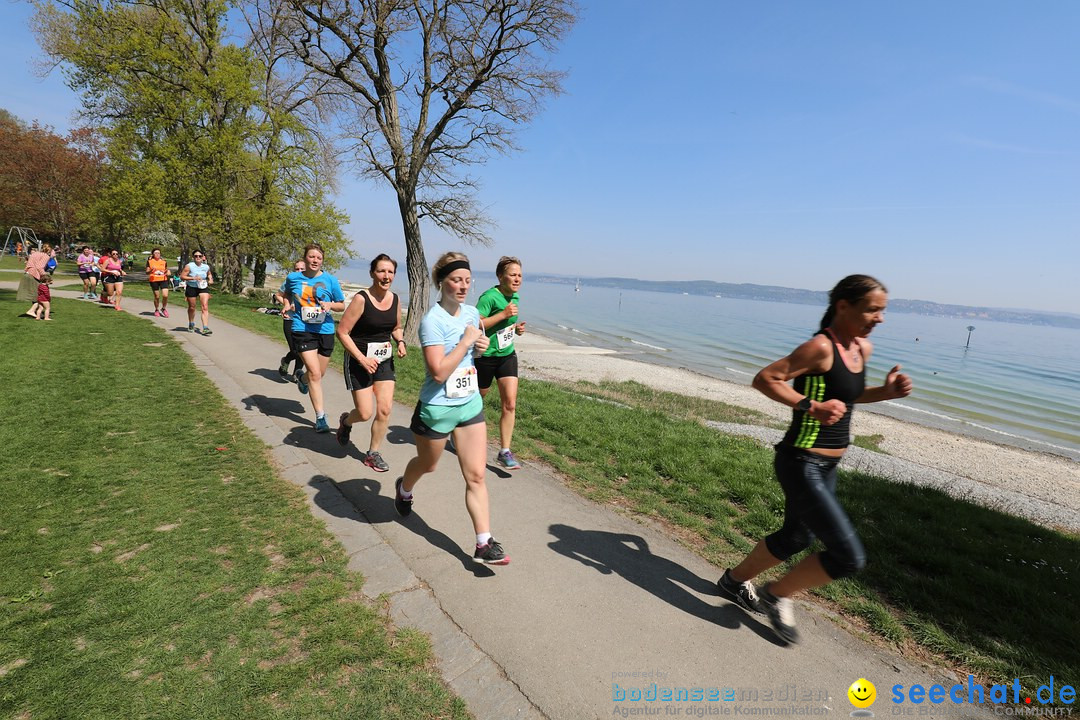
xmin=395 ymin=252 xmax=510 ymax=566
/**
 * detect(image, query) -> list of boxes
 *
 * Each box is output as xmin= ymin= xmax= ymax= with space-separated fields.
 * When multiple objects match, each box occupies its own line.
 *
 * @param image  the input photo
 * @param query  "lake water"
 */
xmin=337 ymin=261 xmax=1080 ymax=461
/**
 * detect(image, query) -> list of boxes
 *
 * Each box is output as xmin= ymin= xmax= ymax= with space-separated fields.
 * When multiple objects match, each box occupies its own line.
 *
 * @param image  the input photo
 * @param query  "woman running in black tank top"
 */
xmin=715 ymin=275 xmax=913 ymax=645
xmin=335 ymin=254 xmax=407 ymax=473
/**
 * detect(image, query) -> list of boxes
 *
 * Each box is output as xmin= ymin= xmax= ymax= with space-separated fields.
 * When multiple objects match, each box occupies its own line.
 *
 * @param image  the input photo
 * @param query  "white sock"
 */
xmin=501 ymin=448 xmax=510 ymax=454
xmin=476 ymin=532 xmax=492 ymax=546
xmin=399 ymin=486 xmax=413 ymax=499
xmin=316 ymin=412 xmax=325 ymax=421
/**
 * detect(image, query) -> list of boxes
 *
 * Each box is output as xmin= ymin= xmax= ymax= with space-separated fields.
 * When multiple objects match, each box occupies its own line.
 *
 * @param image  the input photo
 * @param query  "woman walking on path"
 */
xmin=102 ymin=249 xmax=127 ymax=310
xmin=335 ymin=254 xmax=406 ymax=472
xmin=76 ymin=246 xmax=98 ymax=299
xmin=395 ymin=252 xmax=509 ymax=566
xmin=274 ymin=260 xmax=306 ymax=382
xmin=715 ymin=274 xmax=912 ymax=645
xmin=18 ymin=243 xmax=51 ymax=309
xmin=476 ymin=256 xmax=527 ymax=471
xmin=180 ymin=250 xmax=214 ymax=334
xmin=279 ymin=244 xmax=346 ymax=432
xmin=146 ymin=248 xmax=171 ymax=317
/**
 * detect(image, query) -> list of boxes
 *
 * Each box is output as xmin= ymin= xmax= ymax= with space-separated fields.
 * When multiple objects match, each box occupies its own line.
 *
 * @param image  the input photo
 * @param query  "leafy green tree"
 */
xmin=32 ymin=0 xmax=349 ymax=290
xmin=258 ymin=0 xmax=576 ymax=339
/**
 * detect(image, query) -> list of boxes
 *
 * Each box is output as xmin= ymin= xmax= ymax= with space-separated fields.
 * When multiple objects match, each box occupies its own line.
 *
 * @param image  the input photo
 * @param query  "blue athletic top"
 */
xmin=418 ymin=302 xmax=482 ymax=406
xmin=280 ymin=271 xmax=345 ymax=335
xmin=781 ymin=337 xmax=866 ymax=450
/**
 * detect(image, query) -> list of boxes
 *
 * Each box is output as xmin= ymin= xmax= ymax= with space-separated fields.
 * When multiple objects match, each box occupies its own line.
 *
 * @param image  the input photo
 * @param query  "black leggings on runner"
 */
xmin=764 ymin=444 xmax=866 ymax=580
xmin=282 ymin=320 xmax=302 ymax=371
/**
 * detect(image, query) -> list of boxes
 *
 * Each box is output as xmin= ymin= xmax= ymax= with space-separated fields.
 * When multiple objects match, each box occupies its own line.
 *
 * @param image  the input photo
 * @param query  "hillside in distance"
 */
xmin=531 ymin=275 xmax=1080 ymax=330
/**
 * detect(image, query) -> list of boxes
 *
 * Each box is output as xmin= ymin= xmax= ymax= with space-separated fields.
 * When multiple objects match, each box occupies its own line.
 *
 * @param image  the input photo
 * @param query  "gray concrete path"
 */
xmin=18 ymin=284 xmax=986 ymax=719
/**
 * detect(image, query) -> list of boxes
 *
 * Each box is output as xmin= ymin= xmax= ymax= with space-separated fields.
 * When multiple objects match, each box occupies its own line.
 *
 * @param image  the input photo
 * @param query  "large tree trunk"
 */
xmin=253 ymin=255 xmax=267 ymax=288
xmin=219 ymin=242 xmax=245 ymax=293
xmin=399 ymin=192 xmax=428 ymax=344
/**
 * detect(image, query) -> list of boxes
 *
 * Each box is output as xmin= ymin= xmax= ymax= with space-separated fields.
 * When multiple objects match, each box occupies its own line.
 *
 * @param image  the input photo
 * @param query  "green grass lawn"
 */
xmin=0 ymin=290 xmax=470 ymax=720
xmin=41 ymin=283 xmax=1080 ymax=702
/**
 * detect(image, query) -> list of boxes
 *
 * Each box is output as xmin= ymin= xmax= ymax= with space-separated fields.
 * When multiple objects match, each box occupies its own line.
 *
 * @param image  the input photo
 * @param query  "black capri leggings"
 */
xmin=764 ymin=444 xmax=866 ymax=580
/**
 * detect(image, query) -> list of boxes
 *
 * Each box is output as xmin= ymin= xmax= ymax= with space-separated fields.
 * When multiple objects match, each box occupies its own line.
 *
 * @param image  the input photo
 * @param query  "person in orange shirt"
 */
xmin=145 ymin=248 xmax=171 ymax=317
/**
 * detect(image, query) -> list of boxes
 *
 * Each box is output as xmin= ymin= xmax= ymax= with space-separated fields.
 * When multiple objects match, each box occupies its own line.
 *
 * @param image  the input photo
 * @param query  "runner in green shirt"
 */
xmin=476 ymin=256 xmax=526 ymax=470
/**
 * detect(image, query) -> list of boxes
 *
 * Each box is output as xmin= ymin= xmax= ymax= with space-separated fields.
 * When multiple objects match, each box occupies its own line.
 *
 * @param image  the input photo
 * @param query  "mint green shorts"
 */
xmin=410 ymin=393 xmax=484 ymax=439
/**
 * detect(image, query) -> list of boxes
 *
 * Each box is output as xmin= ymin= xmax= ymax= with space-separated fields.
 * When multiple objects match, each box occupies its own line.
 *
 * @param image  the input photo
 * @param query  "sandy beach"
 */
xmin=514 ymin=331 xmax=1080 ymax=534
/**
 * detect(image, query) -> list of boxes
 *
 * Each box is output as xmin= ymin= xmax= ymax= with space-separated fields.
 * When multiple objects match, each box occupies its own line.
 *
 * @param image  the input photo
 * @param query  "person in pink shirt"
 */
xmin=76 ymin=245 xmax=98 ymax=299
xmin=19 ymin=243 xmax=51 ymax=311
xmin=101 ymin=249 xmax=126 ymax=310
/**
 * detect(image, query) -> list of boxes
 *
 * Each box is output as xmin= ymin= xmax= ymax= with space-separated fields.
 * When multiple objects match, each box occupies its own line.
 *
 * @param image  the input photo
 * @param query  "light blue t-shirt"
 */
xmin=419 ymin=303 xmax=482 ymax=406
xmin=185 ymin=262 xmax=211 ymax=288
xmin=280 ymin=271 xmax=345 ymax=335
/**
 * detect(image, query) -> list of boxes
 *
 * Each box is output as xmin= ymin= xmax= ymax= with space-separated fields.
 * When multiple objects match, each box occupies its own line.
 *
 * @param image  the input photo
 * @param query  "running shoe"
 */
xmin=278 ymin=356 xmax=292 ymax=380
xmin=497 ymin=449 xmax=521 ymax=470
xmin=363 ymin=451 xmax=390 ymax=473
xmin=394 ymin=477 xmax=413 ymax=517
xmin=716 ymin=569 xmax=762 ymax=613
xmin=201 ymin=327 xmax=212 ymax=335
xmin=296 ymin=370 xmax=308 ymax=395
xmin=154 ymin=310 xmax=161 ymax=317
xmin=314 ymin=416 xmax=330 ymax=433
xmin=188 ymin=323 xmax=196 ymax=333
xmin=759 ymin=583 xmax=799 ymax=645
xmin=161 ymin=308 xmax=169 ymax=318
xmin=336 ymin=412 xmax=352 ymax=446
xmin=114 ymin=305 xmax=122 ymax=311
xmin=473 ymin=538 xmax=510 ymax=566
xmin=81 ymin=293 xmax=88 ymax=300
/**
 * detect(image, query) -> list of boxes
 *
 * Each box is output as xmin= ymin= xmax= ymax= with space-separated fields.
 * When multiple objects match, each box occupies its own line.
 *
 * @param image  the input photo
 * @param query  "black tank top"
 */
xmin=349 ymin=290 xmax=398 ymax=351
xmin=781 ymin=336 xmax=866 ymax=450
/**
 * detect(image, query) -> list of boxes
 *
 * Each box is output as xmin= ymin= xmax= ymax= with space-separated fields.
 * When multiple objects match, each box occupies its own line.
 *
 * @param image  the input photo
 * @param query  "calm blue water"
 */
xmin=337 ymin=261 xmax=1080 ymax=461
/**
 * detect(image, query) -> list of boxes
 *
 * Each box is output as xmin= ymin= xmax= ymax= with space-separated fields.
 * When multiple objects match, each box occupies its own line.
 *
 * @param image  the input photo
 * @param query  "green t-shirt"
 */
xmin=476 ymin=286 xmax=520 ymax=357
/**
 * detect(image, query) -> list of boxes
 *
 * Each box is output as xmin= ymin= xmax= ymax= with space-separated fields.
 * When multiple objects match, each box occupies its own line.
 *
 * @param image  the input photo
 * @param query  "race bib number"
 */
xmin=445 ymin=366 xmax=477 ymax=399
xmin=495 ymin=324 xmax=516 ymax=350
xmin=197 ymin=279 xmax=208 ymax=290
xmin=300 ymin=305 xmax=327 ymax=324
xmin=366 ymin=341 xmax=392 ymax=363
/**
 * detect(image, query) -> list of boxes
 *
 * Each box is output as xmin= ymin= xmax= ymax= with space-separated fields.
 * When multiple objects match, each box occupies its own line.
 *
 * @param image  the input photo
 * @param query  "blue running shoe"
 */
xmin=314 ymin=416 xmax=330 ymax=433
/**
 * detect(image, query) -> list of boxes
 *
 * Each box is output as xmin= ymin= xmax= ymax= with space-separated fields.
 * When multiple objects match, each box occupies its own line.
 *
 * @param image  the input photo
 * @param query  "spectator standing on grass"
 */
xmin=180 ymin=250 xmax=214 ymax=334
xmin=18 ymin=243 xmax=51 ymax=310
xmin=715 ymin=274 xmax=912 ymax=646
xmin=278 ymin=244 xmax=346 ymax=432
xmin=30 ymin=274 xmax=53 ymax=320
xmin=335 ymin=253 xmax=406 ymax=473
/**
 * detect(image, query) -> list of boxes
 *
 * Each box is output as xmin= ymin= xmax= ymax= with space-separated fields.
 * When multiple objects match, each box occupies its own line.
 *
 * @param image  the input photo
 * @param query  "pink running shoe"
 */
xmin=154 ymin=310 xmax=161 ymax=317
xmin=161 ymin=307 xmax=169 ymax=318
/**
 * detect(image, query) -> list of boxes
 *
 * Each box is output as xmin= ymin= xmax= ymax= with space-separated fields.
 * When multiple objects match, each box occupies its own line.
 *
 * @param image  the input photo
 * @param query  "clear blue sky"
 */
xmin=3 ymin=1 xmax=1078 ymax=313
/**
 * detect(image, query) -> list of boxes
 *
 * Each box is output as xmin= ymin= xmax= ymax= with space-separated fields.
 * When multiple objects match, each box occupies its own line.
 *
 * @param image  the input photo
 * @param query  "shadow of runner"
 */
xmin=241 ymin=393 xmax=309 ymax=426
xmin=248 ymin=367 xmax=294 ymax=383
xmin=323 ymin=476 xmax=495 ymax=578
xmin=547 ymin=523 xmax=776 ymax=639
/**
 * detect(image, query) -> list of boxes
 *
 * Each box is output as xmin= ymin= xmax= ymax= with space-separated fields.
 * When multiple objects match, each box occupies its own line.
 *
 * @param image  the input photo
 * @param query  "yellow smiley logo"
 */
xmin=848 ymin=678 xmax=876 ymax=709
